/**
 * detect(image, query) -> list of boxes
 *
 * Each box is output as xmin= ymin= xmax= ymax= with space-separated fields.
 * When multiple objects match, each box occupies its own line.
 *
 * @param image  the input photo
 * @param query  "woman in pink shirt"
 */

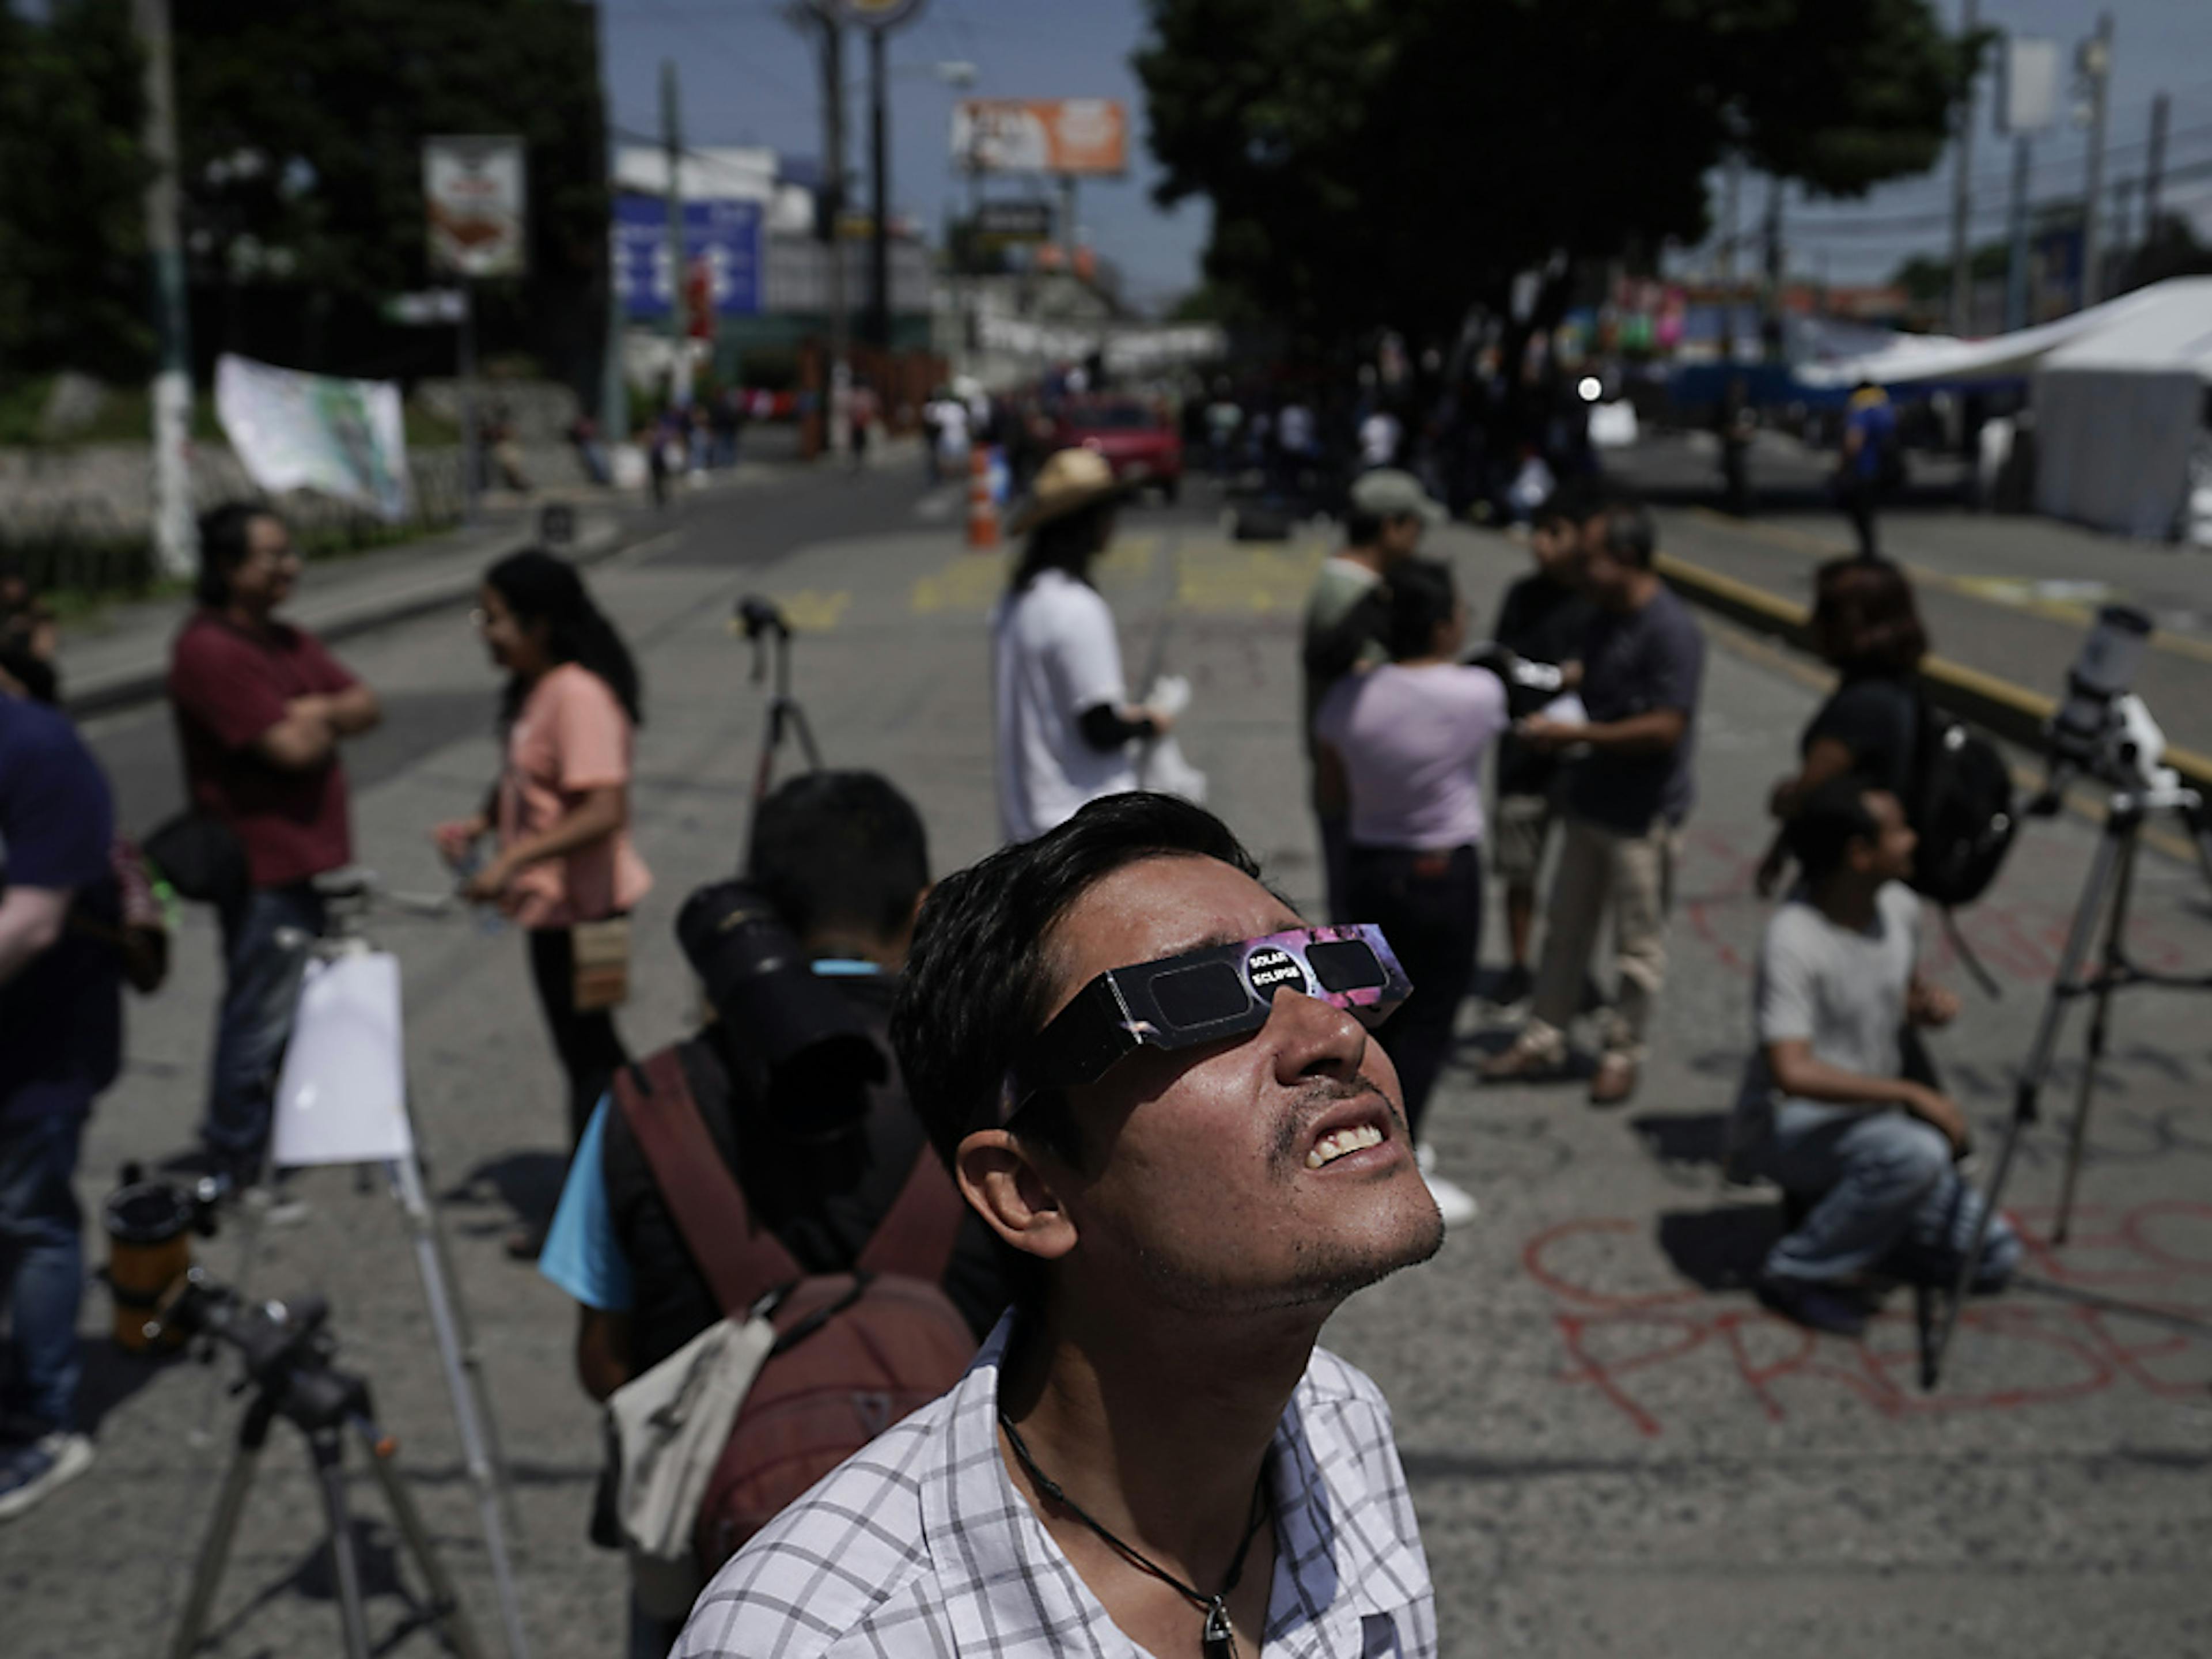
xmin=435 ymin=552 xmax=650 ymax=1249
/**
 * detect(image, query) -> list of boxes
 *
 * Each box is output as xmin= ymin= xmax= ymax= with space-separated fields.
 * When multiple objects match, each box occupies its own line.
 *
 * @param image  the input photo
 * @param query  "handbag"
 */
xmin=571 ymin=914 xmax=632 ymax=1012
xmin=141 ymin=810 xmax=249 ymax=910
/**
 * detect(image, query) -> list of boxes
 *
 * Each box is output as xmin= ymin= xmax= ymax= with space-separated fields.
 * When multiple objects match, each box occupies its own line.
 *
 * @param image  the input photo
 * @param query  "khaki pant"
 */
xmin=1523 ymin=812 xmax=1680 ymax=1065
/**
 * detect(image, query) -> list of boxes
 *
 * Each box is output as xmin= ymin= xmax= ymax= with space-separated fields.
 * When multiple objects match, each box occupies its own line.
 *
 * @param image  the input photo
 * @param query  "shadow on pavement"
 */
xmin=443 ymin=1151 xmax=568 ymax=1237
xmin=1656 ymin=1204 xmax=1785 ymax=1291
xmin=1629 ymin=1110 xmax=1732 ymax=1170
xmin=71 ymin=1338 xmax=174 ymax=1437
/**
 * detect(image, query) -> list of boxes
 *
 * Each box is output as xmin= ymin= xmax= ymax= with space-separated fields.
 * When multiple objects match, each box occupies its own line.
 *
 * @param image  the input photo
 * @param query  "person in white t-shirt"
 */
xmin=993 ymin=449 xmax=1179 ymax=844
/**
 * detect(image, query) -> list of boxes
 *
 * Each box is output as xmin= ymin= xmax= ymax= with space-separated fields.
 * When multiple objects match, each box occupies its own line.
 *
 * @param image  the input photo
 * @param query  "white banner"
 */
xmin=214 ymin=353 xmax=413 ymax=522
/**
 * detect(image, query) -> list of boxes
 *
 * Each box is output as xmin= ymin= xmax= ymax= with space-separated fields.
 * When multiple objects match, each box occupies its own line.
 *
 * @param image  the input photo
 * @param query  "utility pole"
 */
xmin=1718 ymin=151 xmax=1741 ymax=359
xmin=2077 ymin=13 xmax=2115 ymax=309
xmin=2005 ymin=131 xmax=2033 ymax=331
xmin=661 ymin=59 xmax=688 ymax=409
xmin=133 ymin=0 xmax=196 ymax=580
xmin=598 ymin=5 xmax=628 ymax=453
xmin=868 ymin=25 xmax=891 ymax=349
xmin=2144 ymin=92 xmax=2170 ymax=254
xmin=1948 ymin=0 xmax=1979 ymax=335
xmin=819 ymin=14 xmax=850 ymax=457
xmin=1760 ymin=176 xmax=1785 ymax=361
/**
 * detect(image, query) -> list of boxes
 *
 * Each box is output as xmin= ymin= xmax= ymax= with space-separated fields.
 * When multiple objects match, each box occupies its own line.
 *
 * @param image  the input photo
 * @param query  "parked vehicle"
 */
xmin=1050 ymin=400 xmax=1184 ymax=502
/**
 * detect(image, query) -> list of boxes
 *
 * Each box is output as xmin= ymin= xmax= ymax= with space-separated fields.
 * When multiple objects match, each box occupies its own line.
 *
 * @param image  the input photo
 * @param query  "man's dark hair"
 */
xmin=195 ymin=502 xmax=279 ymax=608
xmin=747 ymin=770 xmax=930 ymax=946
xmin=1384 ymin=558 xmax=1457 ymax=661
xmin=1786 ymin=777 xmax=1882 ymax=883
xmin=1532 ymin=477 xmax=1604 ymax=531
xmin=891 ymin=791 xmax=1263 ymax=1178
xmin=1344 ymin=508 xmax=1385 ymax=548
xmin=1589 ymin=498 xmax=1657 ymax=569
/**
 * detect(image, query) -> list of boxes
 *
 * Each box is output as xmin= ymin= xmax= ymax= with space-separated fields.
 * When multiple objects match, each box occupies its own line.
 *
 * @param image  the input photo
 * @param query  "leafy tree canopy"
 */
xmin=1135 ymin=0 xmax=1969 ymax=349
xmin=0 ymin=0 xmax=151 ymax=382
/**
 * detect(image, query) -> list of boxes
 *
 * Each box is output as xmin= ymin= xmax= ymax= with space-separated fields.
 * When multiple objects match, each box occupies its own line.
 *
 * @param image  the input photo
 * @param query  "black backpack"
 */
xmin=1906 ymin=699 xmax=2017 ymax=908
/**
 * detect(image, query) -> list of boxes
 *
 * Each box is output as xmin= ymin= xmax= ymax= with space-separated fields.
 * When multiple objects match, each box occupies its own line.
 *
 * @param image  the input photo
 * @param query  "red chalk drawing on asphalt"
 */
xmin=1523 ymin=1203 xmax=2212 ymax=1437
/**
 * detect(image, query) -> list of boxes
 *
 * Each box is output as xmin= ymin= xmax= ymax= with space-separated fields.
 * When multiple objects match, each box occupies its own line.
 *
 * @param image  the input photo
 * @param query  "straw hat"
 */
xmin=1008 ymin=447 xmax=1127 ymax=535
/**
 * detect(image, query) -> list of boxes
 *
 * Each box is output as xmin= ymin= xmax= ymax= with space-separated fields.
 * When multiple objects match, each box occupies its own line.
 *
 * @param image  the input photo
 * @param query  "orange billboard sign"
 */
xmin=952 ymin=99 xmax=1128 ymax=176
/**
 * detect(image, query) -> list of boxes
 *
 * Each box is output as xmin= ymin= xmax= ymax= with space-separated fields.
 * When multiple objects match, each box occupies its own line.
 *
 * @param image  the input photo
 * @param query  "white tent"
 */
xmin=1796 ymin=281 xmax=2187 ymax=389
xmin=2032 ymin=279 xmax=2212 ymax=540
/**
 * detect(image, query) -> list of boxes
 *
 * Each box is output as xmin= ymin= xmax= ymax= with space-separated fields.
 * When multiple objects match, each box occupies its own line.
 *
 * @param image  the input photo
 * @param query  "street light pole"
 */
xmin=1948 ymin=0 xmax=1979 ymax=335
xmin=868 ymin=25 xmax=891 ymax=350
xmin=2077 ymin=13 xmax=2114 ymax=309
xmin=2004 ymin=131 xmax=2033 ymax=332
xmin=661 ymin=59 xmax=688 ymax=408
xmin=132 ymin=0 xmax=197 ymax=580
xmin=820 ymin=14 xmax=850 ymax=457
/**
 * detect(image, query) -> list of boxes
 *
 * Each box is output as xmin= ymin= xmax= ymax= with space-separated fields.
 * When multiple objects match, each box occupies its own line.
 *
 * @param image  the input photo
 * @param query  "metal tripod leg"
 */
xmin=169 ymin=1400 xmax=276 ymax=1659
xmin=390 ymin=1152 xmax=532 ymax=1659
xmin=1924 ymin=812 xmax=2132 ymax=1390
xmin=308 ymin=1426 xmax=375 ymax=1659
xmin=2055 ymin=828 xmax=2139 ymax=1244
xmin=397 ymin=1131 xmax=524 ymax=1546
xmin=352 ymin=1417 xmax=487 ymax=1659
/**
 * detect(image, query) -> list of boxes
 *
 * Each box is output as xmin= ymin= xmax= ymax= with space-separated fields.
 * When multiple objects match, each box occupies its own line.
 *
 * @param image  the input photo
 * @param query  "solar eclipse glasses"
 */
xmin=1003 ymin=923 xmax=1411 ymax=1120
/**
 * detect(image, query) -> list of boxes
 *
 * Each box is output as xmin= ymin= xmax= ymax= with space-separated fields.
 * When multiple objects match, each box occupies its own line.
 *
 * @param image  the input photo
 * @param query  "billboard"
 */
xmin=214 ymin=354 xmax=412 ymax=524
xmin=423 ymin=136 xmax=527 ymax=278
xmin=613 ymin=195 xmax=764 ymax=319
xmin=952 ymin=100 xmax=1127 ymax=176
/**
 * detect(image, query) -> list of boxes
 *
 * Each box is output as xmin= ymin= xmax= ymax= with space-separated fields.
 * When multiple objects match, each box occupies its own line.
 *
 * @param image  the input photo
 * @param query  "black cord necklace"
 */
xmin=998 ymin=1410 xmax=1272 ymax=1659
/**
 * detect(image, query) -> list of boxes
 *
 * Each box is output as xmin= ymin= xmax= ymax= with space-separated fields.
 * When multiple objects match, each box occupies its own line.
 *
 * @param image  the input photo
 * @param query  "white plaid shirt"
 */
xmin=673 ymin=1313 xmax=1437 ymax=1658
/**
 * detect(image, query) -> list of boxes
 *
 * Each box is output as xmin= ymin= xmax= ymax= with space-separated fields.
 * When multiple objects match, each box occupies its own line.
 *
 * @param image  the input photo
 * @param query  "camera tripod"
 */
xmin=161 ymin=1291 xmax=484 ymax=1659
xmin=1923 ymin=772 xmax=2212 ymax=1389
xmin=736 ymin=596 xmax=822 ymax=855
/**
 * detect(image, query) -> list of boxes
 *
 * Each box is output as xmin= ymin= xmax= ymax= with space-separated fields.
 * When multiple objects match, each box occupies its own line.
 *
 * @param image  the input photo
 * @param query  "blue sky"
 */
xmin=600 ymin=0 xmax=1208 ymax=310
xmin=601 ymin=1 xmax=2212 ymax=306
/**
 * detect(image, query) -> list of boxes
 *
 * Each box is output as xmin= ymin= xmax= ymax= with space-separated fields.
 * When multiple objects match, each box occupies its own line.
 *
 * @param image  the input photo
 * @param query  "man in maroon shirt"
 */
xmin=169 ymin=504 xmax=380 ymax=1190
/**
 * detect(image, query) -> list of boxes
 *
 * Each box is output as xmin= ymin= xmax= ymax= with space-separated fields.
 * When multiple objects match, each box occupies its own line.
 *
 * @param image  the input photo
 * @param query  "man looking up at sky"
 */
xmin=676 ymin=791 xmax=1442 ymax=1659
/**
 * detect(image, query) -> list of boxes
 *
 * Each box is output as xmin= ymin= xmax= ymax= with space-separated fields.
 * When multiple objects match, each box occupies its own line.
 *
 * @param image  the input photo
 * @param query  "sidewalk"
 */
xmin=48 ymin=444 xmax=873 ymax=718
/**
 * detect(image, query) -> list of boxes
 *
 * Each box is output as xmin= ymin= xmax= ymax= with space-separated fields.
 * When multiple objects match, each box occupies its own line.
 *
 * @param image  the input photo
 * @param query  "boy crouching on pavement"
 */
xmin=1727 ymin=778 xmax=2019 ymax=1337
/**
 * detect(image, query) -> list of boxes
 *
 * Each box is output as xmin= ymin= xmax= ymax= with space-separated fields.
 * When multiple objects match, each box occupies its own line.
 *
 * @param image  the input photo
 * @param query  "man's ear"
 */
xmin=955 ymin=1130 xmax=1078 ymax=1265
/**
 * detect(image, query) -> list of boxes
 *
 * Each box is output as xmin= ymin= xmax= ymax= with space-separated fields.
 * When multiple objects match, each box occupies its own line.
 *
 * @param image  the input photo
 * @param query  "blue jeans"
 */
xmin=0 ymin=1110 xmax=86 ymax=1433
xmin=1756 ymin=1098 xmax=2020 ymax=1286
xmin=204 ymin=884 xmax=326 ymax=1163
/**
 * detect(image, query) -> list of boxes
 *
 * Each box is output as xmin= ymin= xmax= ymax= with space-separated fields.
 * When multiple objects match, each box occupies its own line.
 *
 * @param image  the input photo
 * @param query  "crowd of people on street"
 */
xmin=0 ymin=400 xmax=2022 ymax=1654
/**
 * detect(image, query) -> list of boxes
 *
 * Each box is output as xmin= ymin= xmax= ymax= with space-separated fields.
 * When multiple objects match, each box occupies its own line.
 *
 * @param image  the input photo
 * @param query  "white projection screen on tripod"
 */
xmin=271 ymin=953 xmax=416 ymax=1167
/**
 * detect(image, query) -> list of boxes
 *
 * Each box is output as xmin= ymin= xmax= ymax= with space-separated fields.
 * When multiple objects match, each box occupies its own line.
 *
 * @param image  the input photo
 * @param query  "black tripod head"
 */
xmin=153 ymin=1268 xmax=372 ymax=1435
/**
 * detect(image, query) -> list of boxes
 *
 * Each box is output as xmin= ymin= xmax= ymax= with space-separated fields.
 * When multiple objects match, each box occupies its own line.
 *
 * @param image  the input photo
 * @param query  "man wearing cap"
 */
xmin=676 ymin=791 xmax=1442 ymax=1659
xmin=993 ymin=449 xmax=1183 ymax=844
xmin=1302 ymin=468 xmax=1446 ymax=922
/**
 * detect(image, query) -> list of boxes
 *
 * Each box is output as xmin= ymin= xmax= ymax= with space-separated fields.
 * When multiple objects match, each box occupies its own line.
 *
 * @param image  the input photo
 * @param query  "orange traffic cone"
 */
xmin=966 ymin=446 xmax=999 ymax=551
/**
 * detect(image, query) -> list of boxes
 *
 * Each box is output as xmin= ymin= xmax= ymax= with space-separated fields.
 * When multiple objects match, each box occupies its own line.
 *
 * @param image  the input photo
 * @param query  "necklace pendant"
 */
xmin=1201 ymin=1598 xmax=1236 ymax=1659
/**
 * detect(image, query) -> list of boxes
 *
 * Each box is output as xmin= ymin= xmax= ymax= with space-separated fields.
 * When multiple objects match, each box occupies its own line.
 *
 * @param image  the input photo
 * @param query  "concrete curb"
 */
xmin=1654 ymin=550 xmax=2212 ymax=794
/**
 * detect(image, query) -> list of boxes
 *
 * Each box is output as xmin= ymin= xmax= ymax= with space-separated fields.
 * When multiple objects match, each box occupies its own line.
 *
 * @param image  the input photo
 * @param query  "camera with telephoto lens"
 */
xmin=677 ymin=879 xmax=887 ymax=1137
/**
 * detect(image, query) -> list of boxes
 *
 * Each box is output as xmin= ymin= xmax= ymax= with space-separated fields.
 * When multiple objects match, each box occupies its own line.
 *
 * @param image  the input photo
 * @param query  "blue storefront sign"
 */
xmin=614 ymin=194 xmax=764 ymax=318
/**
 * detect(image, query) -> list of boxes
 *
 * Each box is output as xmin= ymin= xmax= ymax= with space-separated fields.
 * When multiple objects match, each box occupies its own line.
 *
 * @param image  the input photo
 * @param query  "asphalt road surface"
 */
xmin=10 ymin=463 xmax=2209 ymax=1658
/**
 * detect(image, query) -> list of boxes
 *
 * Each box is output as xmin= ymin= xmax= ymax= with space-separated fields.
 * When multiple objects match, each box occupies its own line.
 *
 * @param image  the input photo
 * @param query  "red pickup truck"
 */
xmin=1051 ymin=400 xmax=1184 ymax=502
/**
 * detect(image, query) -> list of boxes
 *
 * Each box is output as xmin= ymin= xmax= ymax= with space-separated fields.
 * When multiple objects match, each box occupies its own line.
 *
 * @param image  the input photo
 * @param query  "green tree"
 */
xmin=172 ymin=0 xmax=610 ymax=384
xmin=1135 ymin=0 xmax=1970 ymax=352
xmin=0 ymin=0 xmax=151 ymax=384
